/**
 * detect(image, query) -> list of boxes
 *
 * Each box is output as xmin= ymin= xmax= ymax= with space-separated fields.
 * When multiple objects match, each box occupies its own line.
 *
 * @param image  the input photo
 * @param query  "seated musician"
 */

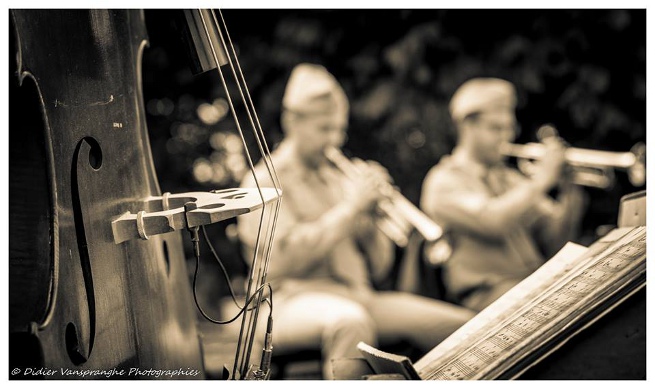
xmin=421 ymin=78 xmax=586 ymax=312
xmin=237 ymin=63 xmax=474 ymax=379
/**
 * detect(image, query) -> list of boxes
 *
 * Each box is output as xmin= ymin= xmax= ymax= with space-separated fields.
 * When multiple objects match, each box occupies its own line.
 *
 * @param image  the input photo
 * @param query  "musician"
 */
xmin=421 ymin=78 xmax=586 ymax=312
xmin=237 ymin=63 xmax=474 ymax=379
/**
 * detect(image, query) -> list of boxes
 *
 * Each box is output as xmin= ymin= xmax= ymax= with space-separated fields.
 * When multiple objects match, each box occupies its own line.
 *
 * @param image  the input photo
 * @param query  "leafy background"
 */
xmin=141 ymin=9 xmax=645 ymax=313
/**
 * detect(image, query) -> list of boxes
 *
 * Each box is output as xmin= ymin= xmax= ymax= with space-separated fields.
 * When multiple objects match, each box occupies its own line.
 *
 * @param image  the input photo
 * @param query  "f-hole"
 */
xmin=162 ymin=240 xmax=171 ymax=276
xmin=70 ymin=136 xmax=103 ymax=362
xmin=87 ymin=139 xmax=103 ymax=170
xmin=65 ymin=322 xmax=87 ymax=365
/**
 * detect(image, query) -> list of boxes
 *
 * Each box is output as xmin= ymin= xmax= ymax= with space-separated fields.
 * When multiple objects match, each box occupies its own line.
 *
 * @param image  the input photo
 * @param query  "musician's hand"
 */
xmin=533 ymin=137 xmax=567 ymax=191
xmin=344 ymin=179 xmax=382 ymax=215
xmin=344 ymin=159 xmax=390 ymax=214
xmin=363 ymin=160 xmax=393 ymax=185
xmin=355 ymin=158 xmax=394 ymax=193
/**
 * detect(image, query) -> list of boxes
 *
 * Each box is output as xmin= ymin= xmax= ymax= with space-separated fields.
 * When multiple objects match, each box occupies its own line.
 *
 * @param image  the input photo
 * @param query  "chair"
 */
xmin=396 ymin=231 xmax=451 ymax=302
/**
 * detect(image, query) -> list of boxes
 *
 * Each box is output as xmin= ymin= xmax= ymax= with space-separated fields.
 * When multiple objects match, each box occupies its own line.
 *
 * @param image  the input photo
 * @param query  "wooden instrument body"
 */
xmin=10 ymin=9 xmax=204 ymax=376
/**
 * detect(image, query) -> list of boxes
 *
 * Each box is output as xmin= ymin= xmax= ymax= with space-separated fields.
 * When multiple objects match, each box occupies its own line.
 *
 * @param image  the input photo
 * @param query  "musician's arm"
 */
xmin=238 ymin=198 xmax=362 ymax=279
xmin=421 ymin=168 xmax=554 ymax=240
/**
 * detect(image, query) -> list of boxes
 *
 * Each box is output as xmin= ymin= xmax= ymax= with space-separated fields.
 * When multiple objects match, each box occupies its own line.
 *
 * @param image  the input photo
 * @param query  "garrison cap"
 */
xmin=449 ymin=78 xmax=517 ymax=122
xmin=282 ymin=63 xmax=349 ymax=117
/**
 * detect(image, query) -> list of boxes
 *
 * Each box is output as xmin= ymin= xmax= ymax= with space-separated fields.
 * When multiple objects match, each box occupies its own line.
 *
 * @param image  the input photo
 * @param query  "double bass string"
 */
xmin=214 ymin=9 xmax=284 ymax=375
xmin=217 ymin=8 xmax=283 ymax=281
xmin=201 ymin=12 xmax=266 ymax=377
xmin=215 ymin=10 xmax=282 ymax=189
xmin=197 ymin=9 xmax=280 ymax=378
xmin=194 ymin=10 xmax=262 ymax=373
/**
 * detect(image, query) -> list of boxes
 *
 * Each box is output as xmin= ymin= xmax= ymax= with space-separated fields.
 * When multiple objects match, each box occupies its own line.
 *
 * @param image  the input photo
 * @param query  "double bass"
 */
xmin=9 ymin=9 xmax=280 ymax=379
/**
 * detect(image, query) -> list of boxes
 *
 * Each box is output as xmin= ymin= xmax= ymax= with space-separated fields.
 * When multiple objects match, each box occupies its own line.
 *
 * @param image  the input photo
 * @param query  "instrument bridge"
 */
xmin=111 ymin=188 xmax=281 ymax=243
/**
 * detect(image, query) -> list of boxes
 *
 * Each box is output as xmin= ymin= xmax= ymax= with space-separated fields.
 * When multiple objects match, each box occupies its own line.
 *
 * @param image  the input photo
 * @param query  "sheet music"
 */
xmin=416 ymin=226 xmax=646 ymax=380
xmin=415 ymin=241 xmax=587 ymax=371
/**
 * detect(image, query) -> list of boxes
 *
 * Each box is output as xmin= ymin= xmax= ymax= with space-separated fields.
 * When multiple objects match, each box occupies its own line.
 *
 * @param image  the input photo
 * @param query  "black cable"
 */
xmin=190 ymin=224 xmax=276 ymax=380
xmin=192 ymin=239 xmax=268 ymax=325
xmin=201 ymin=225 xmax=246 ymax=309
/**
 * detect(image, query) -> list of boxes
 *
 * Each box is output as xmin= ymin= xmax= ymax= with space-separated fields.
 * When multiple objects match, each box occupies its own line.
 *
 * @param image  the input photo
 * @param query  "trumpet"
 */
xmin=325 ymin=147 xmax=443 ymax=247
xmin=500 ymin=126 xmax=646 ymax=189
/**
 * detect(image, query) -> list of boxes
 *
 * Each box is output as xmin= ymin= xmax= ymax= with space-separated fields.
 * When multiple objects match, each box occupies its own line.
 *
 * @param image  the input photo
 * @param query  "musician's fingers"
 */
xmin=346 ymin=176 xmax=385 ymax=213
xmin=365 ymin=162 xmax=391 ymax=182
xmin=540 ymin=130 xmax=574 ymax=152
xmin=361 ymin=174 xmax=393 ymax=200
xmin=541 ymin=138 xmax=567 ymax=160
xmin=537 ymin=125 xmax=569 ymax=147
xmin=351 ymin=158 xmax=367 ymax=169
xmin=542 ymin=135 xmax=566 ymax=149
xmin=533 ymin=139 xmax=567 ymax=189
xmin=365 ymin=160 xmax=387 ymax=174
xmin=365 ymin=160 xmax=383 ymax=169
